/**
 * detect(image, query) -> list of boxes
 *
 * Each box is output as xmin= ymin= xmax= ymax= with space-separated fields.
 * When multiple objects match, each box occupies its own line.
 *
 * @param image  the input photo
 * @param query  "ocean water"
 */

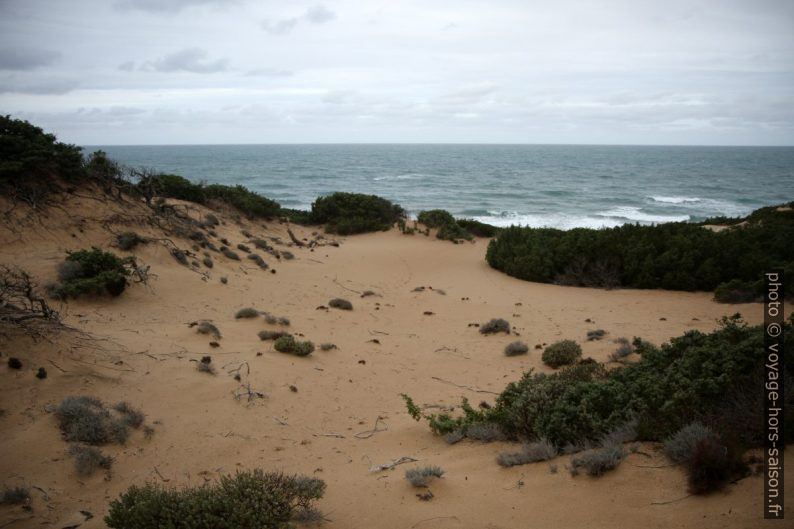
xmin=86 ymin=144 xmax=794 ymax=230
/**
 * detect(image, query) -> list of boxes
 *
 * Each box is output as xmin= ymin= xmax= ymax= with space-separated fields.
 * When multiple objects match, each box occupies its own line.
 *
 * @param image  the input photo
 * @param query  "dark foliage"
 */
xmin=417 ymin=209 xmax=474 ymax=241
xmin=117 ymin=231 xmax=146 ymax=251
xmin=329 ymin=298 xmax=353 ymax=310
xmin=457 ymin=218 xmax=500 ymax=238
xmin=486 ymin=206 xmax=794 ymax=296
xmin=504 ymin=341 xmax=529 ymax=356
xmin=687 ymin=437 xmax=748 ymax=494
xmin=542 ymin=340 xmax=582 ymax=368
xmin=274 ymin=335 xmax=315 ymax=356
xmin=311 ymin=192 xmax=405 ymax=234
xmin=0 ymin=486 xmax=30 ymax=505
xmin=55 ymin=247 xmax=133 ymax=298
xmin=7 ymin=357 xmax=22 ymax=369
xmin=105 ymin=470 xmax=325 ymax=529
xmin=204 ymin=184 xmax=280 ymax=218
xmin=69 ymin=444 xmax=113 ymax=476
xmin=479 ymin=318 xmax=510 ymax=334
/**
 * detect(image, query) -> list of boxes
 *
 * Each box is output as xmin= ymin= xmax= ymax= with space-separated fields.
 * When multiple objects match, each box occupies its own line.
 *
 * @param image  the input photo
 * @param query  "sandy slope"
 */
xmin=0 ymin=192 xmax=790 ymax=529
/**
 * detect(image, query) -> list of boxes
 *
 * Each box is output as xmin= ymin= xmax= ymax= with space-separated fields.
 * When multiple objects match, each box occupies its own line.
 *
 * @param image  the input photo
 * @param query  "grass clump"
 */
xmin=274 ymin=336 xmax=315 ymax=357
xmin=105 ymin=470 xmax=325 ymax=529
xmin=196 ymin=321 xmax=221 ymax=339
xmin=504 ymin=341 xmax=529 ymax=356
xmin=319 ymin=343 xmax=337 ymax=351
xmin=570 ymin=442 xmax=626 ymax=477
xmin=329 ymin=298 xmax=353 ymax=310
xmin=259 ymin=330 xmax=290 ymax=341
xmin=113 ymin=402 xmax=145 ymax=428
xmin=608 ymin=337 xmax=635 ymax=362
xmin=405 ymin=466 xmax=444 ymax=487
xmin=54 ymin=247 xmax=134 ymax=298
xmin=235 ymin=307 xmax=260 ymax=319
xmin=0 ymin=486 xmax=30 ymax=505
xmin=480 ymin=318 xmax=510 ymax=334
xmin=586 ymin=329 xmax=606 ymax=341
xmin=663 ymin=422 xmax=717 ymax=464
xmin=542 ymin=340 xmax=582 ymax=368
xmin=69 ymin=444 xmax=113 ymax=476
xmin=54 ymin=396 xmax=139 ymax=445
xmin=497 ymin=438 xmax=557 ymax=467
xmin=311 ymin=192 xmax=405 ymax=235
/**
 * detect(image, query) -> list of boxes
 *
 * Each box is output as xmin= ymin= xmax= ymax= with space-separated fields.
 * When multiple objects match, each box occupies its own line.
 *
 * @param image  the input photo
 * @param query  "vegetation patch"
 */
xmin=51 ymin=247 xmax=134 ymax=298
xmin=542 ymin=340 xmax=582 ymax=368
xmin=311 ymin=192 xmax=405 ymax=234
xmin=54 ymin=396 xmax=145 ymax=445
xmin=329 ymin=298 xmax=353 ymax=310
xmin=479 ymin=318 xmax=510 ymax=335
xmin=405 ymin=466 xmax=444 ymax=487
xmin=69 ymin=444 xmax=113 ymax=476
xmin=417 ymin=209 xmax=474 ymax=242
xmin=274 ymin=335 xmax=315 ymax=357
xmin=504 ymin=341 xmax=529 ymax=356
xmin=0 ymin=486 xmax=30 ymax=506
xmin=105 ymin=470 xmax=325 ymax=529
xmin=235 ymin=307 xmax=260 ymax=319
xmin=497 ymin=438 xmax=557 ymax=467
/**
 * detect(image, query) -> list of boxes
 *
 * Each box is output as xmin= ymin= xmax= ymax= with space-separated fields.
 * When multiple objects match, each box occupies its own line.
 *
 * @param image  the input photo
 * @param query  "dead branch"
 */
xmin=354 ymin=417 xmax=388 ymax=439
xmin=430 ymin=376 xmax=499 ymax=395
xmin=369 ymin=456 xmax=418 ymax=473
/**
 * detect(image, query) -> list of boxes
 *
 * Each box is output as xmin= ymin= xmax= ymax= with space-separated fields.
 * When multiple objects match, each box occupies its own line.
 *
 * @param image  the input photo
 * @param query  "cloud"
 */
xmin=118 ymin=60 xmax=136 ymax=71
xmin=143 ymin=48 xmax=229 ymax=73
xmin=114 ymin=0 xmax=234 ymax=13
xmin=0 ymin=46 xmax=61 ymax=70
xmin=0 ymin=78 xmax=79 ymax=95
xmin=245 ymin=68 xmax=293 ymax=77
xmin=261 ymin=4 xmax=335 ymax=35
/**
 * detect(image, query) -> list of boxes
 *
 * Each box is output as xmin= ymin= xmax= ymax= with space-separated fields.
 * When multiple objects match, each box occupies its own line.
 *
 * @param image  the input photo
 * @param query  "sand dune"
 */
xmin=0 ymin=191 xmax=789 ymax=529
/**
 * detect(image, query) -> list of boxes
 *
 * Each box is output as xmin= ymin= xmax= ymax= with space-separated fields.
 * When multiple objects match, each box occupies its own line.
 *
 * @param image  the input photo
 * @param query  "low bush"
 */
xmin=496 ymin=438 xmax=557 ymax=467
xmin=713 ymin=278 xmax=763 ymax=303
xmin=457 ymin=218 xmax=500 ymax=238
xmin=197 ymin=355 xmax=215 ymax=375
xmin=0 ymin=486 xmax=30 ymax=505
xmin=417 ymin=209 xmax=473 ymax=241
xmin=274 ymin=336 xmax=314 ymax=357
xmin=687 ymin=437 xmax=748 ymax=494
xmin=570 ymin=442 xmax=626 ymax=477
xmin=113 ymin=402 xmax=145 ymax=428
xmin=247 ymin=253 xmax=268 ymax=269
xmin=105 ymin=470 xmax=326 ymax=529
xmin=608 ymin=338 xmax=634 ymax=362
xmin=504 ymin=341 xmax=529 ymax=356
xmin=235 ymin=307 xmax=260 ymax=319
xmin=405 ymin=466 xmax=444 ymax=487
xmin=542 ymin=340 xmax=582 ymax=368
xmin=202 ymin=256 xmax=213 ymax=268
xmin=54 ymin=247 xmax=134 ymax=298
xmin=221 ymin=247 xmax=240 ymax=260
xmin=480 ymin=318 xmax=510 ymax=335
xmin=117 ymin=232 xmax=146 ymax=251
xmin=237 ymin=243 xmax=250 ymax=253
xmin=69 ymin=444 xmax=113 ymax=476
xmin=311 ymin=192 xmax=405 ymax=234
xmin=663 ymin=422 xmax=717 ymax=464
xmin=329 ymin=298 xmax=353 ymax=310
xmin=586 ymin=329 xmax=606 ymax=341
xmin=54 ymin=396 xmax=139 ymax=445
xmin=204 ymin=184 xmax=280 ymax=218
xmin=320 ymin=343 xmax=337 ymax=351
xmin=196 ymin=321 xmax=221 ymax=339
xmin=7 ymin=357 xmax=22 ymax=369
xmin=259 ymin=330 xmax=289 ymax=341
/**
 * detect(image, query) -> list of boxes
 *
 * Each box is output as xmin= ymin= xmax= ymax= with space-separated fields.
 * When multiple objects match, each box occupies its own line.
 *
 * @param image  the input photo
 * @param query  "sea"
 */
xmin=85 ymin=144 xmax=794 ymax=230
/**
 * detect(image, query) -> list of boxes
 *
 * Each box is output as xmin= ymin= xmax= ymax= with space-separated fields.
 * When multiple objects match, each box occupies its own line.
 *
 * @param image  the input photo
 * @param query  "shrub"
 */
xmin=570 ymin=442 xmax=626 ymax=477
xmin=462 ymin=422 xmax=506 ymax=442
xmin=247 ymin=253 xmax=268 ymax=269
xmin=281 ymin=251 xmax=294 ymax=260
xmin=608 ymin=338 xmax=634 ymax=362
xmin=196 ymin=321 xmax=221 ymax=339
xmin=235 ymin=307 xmax=259 ymax=319
xmin=586 ymin=329 xmax=606 ymax=341
xmin=54 ymin=396 xmax=135 ymax=445
xmin=259 ymin=330 xmax=289 ymax=341
xmin=504 ymin=341 xmax=529 ymax=356
xmin=143 ymin=174 xmax=206 ymax=203
xmin=55 ymin=247 xmax=133 ymax=298
xmin=204 ymin=184 xmax=280 ymax=218
xmin=329 ymin=298 xmax=353 ymax=310
xmin=280 ymin=208 xmax=314 ymax=225
xmin=7 ymin=357 xmax=22 ymax=369
xmin=542 ymin=340 xmax=582 ymax=368
xmin=320 ymin=343 xmax=337 ymax=351
xmin=480 ymin=318 xmax=510 ymax=334
xmin=221 ymin=247 xmax=240 ymax=260
xmin=497 ymin=438 xmax=557 ymax=467
xmin=0 ymin=486 xmax=30 ymax=505
xmin=417 ymin=209 xmax=473 ymax=241
xmin=457 ymin=218 xmax=500 ymax=238
xmin=311 ymin=192 xmax=405 ymax=234
xmin=714 ymin=278 xmax=762 ymax=303
xmin=237 ymin=243 xmax=250 ymax=253
xmin=202 ymin=256 xmax=213 ymax=268
xmin=687 ymin=437 xmax=747 ymax=494
xmin=486 ymin=206 xmax=794 ymax=296
xmin=405 ymin=466 xmax=444 ymax=487
xmin=117 ymin=231 xmax=145 ymax=251
xmin=273 ymin=336 xmax=314 ymax=357
xmin=105 ymin=470 xmax=326 ymax=529
xmin=69 ymin=444 xmax=113 ymax=476
xmin=171 ymin=248 xmax=189 ymax=266
xmin=113 ymin=402 xmax=145 ymax=428
xmin=663 ymin=422 xmax=717 ymax=464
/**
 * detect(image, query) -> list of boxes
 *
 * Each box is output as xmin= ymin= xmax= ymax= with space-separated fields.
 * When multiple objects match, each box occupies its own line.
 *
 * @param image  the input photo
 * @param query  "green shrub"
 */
xmin=311 ymin=192 xmax=405 ymax=234
xmin=204 ymin=184 xmax=280 ymax=218
xmin=0 ymin=115 xmax=85 ymax=191
xmin=235 ymin=307 xmax=259 ymax=319
xmin=417 ymin=209 xmax=456 ymax=228
xmin=713 ymin=278 xmax=763 ymax=303
xmin=480 ymin=318 xmax=510 ymax=334
xmin=280 ymin=208 xmax=313 ymax=225
xmin=105 ymin=470 xmax=325 ymax=529
xmin=144 ymin=174 xmax=206 ymax=203
xmin=54 ymin=248 xmax=133 ymax=298
xmin=273 ymin=335 xmax=314 ymax=356
xmin=259 ymin=330 xmax=289 ymax=341
xmin=486 ymin=206 xmax=794 ymax=296
xmin=542 ymin=340 xmax=582 ymax=368
xmin=437 ymin=222 xmax=473 ymax=242
xmin=457 ymin=218 xmax=500 ymax=238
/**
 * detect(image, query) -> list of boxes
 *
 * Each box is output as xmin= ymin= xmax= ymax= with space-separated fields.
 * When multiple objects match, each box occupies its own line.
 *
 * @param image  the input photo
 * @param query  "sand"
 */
xmin=0 ymin=189 xmax=790 ymax=529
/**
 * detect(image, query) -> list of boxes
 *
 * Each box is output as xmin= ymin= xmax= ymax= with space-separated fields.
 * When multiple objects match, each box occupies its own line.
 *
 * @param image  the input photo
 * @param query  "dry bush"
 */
xmin=329 ymin=298 xmax=353 ymax=310
xmin=405 ymin=466 xmax=444 ymax=487
xmin=235 ymin=307 xmax=260 ymax=319
xmin=497 ymin=438 xmax=557 ymax=467
xmin=504 ymin=341 xmax=529 ymax=356
xmin=0 ymin=487 xmax=30 ymax=505
xmin=258 ymin=330 xmax=289 ymax=341
xmin=480 ymin=318 xmax=510 ymax=334
xmin=69 ymin=444 xmax=113 ymax=476
xmin=196 ymin=321 xmax=221 ymax=339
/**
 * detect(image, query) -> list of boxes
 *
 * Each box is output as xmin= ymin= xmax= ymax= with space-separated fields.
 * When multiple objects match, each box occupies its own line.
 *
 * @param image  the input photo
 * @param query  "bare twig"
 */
xmin=354 ymin=417 xmax=388 ymax=439
xmin=430 ymin=376 xmax=499 ymax=395
xmin=369 ymin=456 xmax=418 ymax=472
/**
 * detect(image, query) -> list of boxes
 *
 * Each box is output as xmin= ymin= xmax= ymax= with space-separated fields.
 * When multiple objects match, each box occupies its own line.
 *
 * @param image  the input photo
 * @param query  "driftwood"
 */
xmin=369 ymin=456 xmax=418 ymax=472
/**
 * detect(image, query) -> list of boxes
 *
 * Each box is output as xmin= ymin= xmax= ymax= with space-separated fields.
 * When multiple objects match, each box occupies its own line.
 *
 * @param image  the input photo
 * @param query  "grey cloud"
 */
xmin=143 ymin=48 xmax=229 ymax=73
xmin=261 ymin=4 xmax=335 ymax=35
xmin=114 ymin=0 xmax=233 ymax=13
xmin=118 ymin=60 xmax=136 ymax=71
xmin=0 ymin=78 xmax=78 ymax=95
xmin=0 ymin=46 xmax=61 ymax=71
xmin=245 ymin=68 xmax=293 ymax=77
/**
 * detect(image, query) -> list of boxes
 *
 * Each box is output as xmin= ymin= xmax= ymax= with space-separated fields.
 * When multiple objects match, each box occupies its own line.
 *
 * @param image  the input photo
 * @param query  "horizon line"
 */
xmin=81 ymin=142 xmax=794 ymax=148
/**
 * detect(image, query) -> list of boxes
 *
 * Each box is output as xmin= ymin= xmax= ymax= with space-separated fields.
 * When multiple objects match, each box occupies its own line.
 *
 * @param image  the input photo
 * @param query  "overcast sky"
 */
xmin=1 ymin=0 xmax=792 ymax=145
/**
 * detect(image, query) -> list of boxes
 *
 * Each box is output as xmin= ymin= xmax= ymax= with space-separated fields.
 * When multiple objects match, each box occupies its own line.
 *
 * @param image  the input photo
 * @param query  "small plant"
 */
xmin=202 ymin=256 xmax=213 ymax=268
xmin=663 ymin=422 xmax=717 ymax=464
xmin=171 ymin=248 xmax=189 ymax=266
xmin=0 ymin=486 xmax=30 ymax=505
xmin=7 ymin=357 xmax=22 ymax=369
xmin=608 ymin=337 xmax=634 ymax=362
xmin=54 ymin=396 xmax=138 ymax=445
xmin=405 ymin=466 xmax=445 ymax=487
xmin=196 ymin=321 xmax=221 ymax=339
xmin=281 ymin=251 xmax=294 ymax=260
xmin=105 ymin=470 xmax=326 ymax=529
xmin=311 ymin=192 xmax=405 ymax=234
xmin=319 ymin=343 xmax=337 ymax=351
xmin=53 ymin=247 xmax=134 ymax=298
xmin=259 ymin=330 xmax=289 ymax=341
xmin=570 ymin=442 xmax=626 ymax=477
xmin=329 ymin=298 xmax=353 ymax=310
xmin=247 ymin=253 xmax=268 ymax=269
xmin=235 ymin=307 xmax=260 ymax=319
xmin=497 ymin=438 xmax=557 ymax=467
xmin=113 ymin=402 xmax=145 ymax=428
xmin=504 ymin=341 xmax=529 ymax=356
xmin=69 ymin=444 xmax=113 ymax=476
xmin=480 ymin=318 xmax=510 ymax=334
xmin=687 ymin=437 xmax=748 ymax=494
xmin=117 ymin=231 xmax=146 ymax=251
xmin=221 ymin=247 xmax=240 ymax=260
xmin=36 ymin=367 xmax=47 ymax=379
xmin=274 ymin=336 xmax=314 ymax=357
xmin=197 ymin=356 xmax=216 ymax=374
xmin=462 ymin=422 xmax=505 ymax=442
xmin=586 ymin=329 xmax=606 ymax=341
xmin=237 ymin=243 xmax=250 ymax=253
xmin=542 ymin=340 xmax=582 ymax=368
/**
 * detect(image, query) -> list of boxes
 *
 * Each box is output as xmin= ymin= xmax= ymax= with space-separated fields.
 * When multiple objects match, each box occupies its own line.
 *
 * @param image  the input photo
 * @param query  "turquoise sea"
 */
xmin=87 ymin=144 xmax=794 ymax=229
